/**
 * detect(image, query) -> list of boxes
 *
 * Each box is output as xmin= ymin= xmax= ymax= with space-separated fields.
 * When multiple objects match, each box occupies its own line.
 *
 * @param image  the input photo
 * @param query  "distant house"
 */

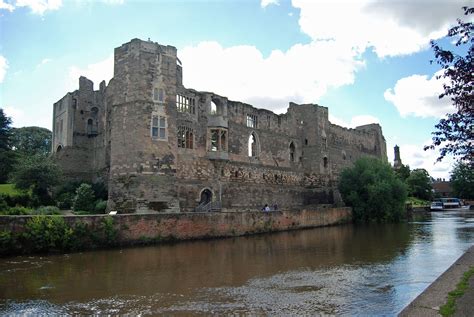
xmin=432 ymin=179 xmax=453 ymax=198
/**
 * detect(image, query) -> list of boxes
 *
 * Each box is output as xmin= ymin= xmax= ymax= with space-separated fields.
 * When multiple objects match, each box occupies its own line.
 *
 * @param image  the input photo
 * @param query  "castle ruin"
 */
xmin=52 ymin=38 xmax=387 ymax=213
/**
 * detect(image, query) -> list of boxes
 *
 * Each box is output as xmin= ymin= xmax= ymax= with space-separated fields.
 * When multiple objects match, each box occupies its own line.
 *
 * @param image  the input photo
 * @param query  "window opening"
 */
xmin=248 ymin=133 xmax=258 ymax=157
xmin=247 ymin=114 xmax=257 ymax=128
xmin=289 ymin=142 xmax=295 ymax=162
xmin=178 ymin=126 xmax=194 ymax=149
xmin=176 ymin=94 xmax=194 ymax=114
xmin=209 ymin=128 xmax=228 ymax=152
xmin=323 ymin=157 xmax=328 ymax=168
xmin=211 ymin=101 xmax=217 ymax=115
xmin=152 ymin=115 xmax=166 ymax=139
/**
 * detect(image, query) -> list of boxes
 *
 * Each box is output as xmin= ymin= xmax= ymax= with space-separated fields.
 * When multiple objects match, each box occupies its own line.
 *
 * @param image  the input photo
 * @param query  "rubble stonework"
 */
xmin=52 ymin=38 xmax=387 ymax=213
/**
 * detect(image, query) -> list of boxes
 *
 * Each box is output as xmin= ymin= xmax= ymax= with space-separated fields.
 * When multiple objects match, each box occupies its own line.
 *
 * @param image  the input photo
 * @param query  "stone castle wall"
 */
xmin=52 ymin=38 xmax=387 ymax=213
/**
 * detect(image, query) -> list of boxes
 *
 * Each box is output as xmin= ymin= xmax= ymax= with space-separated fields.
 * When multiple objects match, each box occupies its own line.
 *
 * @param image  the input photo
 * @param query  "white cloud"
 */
xmin=329 ymin=114 xmax=380 ymax=128
xmin=261 ymin=0 xmax=279 ymax=8
xmin=384 ymin=71 xmax=453 ymax=118
xmin=10 ymin=0 xmax=62 ymax=14
xmin=0 ymin=55 xmax=8 ymax=83
xmin=36 ymin=58 xmax=52 ymax=68
xmin=292 ymin=0 xmax=469 ymax=57
xmin=0 ymin=0 xmax=14 ymax=11
xmin=386 ymin=140 xmax=454 ymax=179
xmin=68 ymin=54 xmax=113 ymax=91
xmin=180 ymin=41 xmax=364 ymax=113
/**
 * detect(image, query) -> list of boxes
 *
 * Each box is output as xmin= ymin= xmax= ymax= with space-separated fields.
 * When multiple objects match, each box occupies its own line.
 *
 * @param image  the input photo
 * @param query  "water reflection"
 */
xmin=1 ymin=211 xmax=473 ymax=315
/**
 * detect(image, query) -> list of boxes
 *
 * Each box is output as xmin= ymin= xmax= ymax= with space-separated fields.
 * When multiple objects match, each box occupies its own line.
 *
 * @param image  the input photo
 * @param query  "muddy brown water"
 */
xmin=1 ymin=211 xmax=474 ymax=315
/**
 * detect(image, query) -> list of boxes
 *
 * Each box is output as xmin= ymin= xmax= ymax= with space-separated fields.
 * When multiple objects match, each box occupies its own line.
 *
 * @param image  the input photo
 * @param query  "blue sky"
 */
xmin=0 ymin=0 xmax=470 ymax=178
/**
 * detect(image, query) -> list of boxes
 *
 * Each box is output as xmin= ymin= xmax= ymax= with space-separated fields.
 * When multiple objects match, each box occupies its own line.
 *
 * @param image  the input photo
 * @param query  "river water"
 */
xmin=1 ymin=210 xmax=474 ymax=315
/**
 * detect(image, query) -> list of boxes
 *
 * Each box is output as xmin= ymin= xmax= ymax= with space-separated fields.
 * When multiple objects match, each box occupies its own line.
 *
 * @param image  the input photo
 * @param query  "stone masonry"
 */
xmin=52 ymin=38 xmax=387 ymax=213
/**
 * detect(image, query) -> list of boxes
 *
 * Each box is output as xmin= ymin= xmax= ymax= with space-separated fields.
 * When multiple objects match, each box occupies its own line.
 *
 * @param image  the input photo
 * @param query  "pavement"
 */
xmin=399 ymin=245 xmax=474 ymax=317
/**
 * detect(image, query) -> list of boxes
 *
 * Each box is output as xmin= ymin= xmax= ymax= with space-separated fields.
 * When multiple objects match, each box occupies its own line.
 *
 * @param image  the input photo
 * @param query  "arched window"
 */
xmin=289 ymin=142 xmax=295 ymax=162
xmin=248 ymin=132 xmax=259 ymax=157
xmin=323 ymin=156 xmax=328 ymax=168
xmin=56 ymin=145 xmax=62 ymax=152
xmin=210 ymin=101 xmax=217 ymax=115
xmin=87 ymin=119 xmax=93 ymax=135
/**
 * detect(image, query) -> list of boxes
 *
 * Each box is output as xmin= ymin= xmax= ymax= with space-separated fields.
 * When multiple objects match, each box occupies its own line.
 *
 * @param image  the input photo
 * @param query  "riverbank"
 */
xmin=399 ymin=245 xmax=474 ymax=316
xmin=0 ymin=207 xmax=351 ymax=256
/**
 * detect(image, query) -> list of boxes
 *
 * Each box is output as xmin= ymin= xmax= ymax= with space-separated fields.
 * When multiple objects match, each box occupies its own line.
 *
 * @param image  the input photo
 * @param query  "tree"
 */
xmin=450 ymin=161 xmax=474 ymax=199
xmin=424 ymin=7 xmax=473 ymax=165
xmin=406 ymin=169 xmax=433 ymax=201
xmin=0 ymin=108 xmax=17 ymax=183
xmin=11 ymin=127 xmax=52 ymax=157
xmin=394 ymin=164 xmax=411 ymax=182
xmin=10 ymin=154 xmax=62 ymax=205
xmin=73 ymin=183 xmax=95 ymax=212
xmin=338 ymin=157 xmax=407 ymax=223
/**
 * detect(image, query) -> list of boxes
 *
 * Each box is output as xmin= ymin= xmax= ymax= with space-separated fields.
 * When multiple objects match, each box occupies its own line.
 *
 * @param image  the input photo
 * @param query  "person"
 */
xmin=263 ymin=204 xmax=270 ymax=212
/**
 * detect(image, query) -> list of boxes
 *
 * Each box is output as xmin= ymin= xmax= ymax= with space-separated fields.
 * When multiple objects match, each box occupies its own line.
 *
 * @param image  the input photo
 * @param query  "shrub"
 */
xmin=22 ymin=216 xmax=73 ymax=252
xmin=0 ymin=196 xmax=8 ymax=212
xmin=94 ymin=200 xmax=107 ymax=214
xmin=0 ymin=230 xmax=15 ymax=254
xmin=0 ymin=206 xmax=33 ymax=215
xmin=339 ymin=157 xmax=407 ymax=223
xmin=56 ymin=192 xmax=75 ymax=210
xmin=35 ymin=206 xmax=61 ymax=215
xmin=100 ymin=216 xmax=117 ymax=246
xmin=0 ymin=192 xmax=34 ymax=208
xmin=73 ymin=184 xmax=95 ymax=213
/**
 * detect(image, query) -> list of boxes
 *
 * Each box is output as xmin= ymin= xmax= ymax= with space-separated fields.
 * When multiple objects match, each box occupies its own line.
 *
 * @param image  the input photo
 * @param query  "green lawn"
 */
xmin=0 ymin=184 xmax=25 ymax=196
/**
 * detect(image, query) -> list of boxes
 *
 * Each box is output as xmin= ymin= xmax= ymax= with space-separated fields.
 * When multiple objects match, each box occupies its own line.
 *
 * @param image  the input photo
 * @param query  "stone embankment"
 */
xmin=0 ymin=207 xmax=351 ymax=247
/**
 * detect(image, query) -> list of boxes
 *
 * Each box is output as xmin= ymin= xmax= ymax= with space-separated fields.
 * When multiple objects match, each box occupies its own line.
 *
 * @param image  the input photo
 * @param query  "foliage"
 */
xmin=22 ymin=216 xmax=74 ymax=252
xmin=394 ymin=164 xmax=411 ymax=182
xmin=35 ymin=206 xmax=61 ymax=215
xmin=73 ymin=183 xmax=96 ymax=212
xmin=406 ymin=169 xmax=433 ymax=201
xmin=11 ymin=126 xmax=52 ymax=157
xmin=100 ymin=216 xmax=118 ymax=246
xmin=0 ymin=184 xmax=26 ymax=196
xmin=0 ymin=109 xmax=17 ymax=183
xmin=406 ymin=196 xmax=430 ymax=207
xmin=339 ymin=157 xmax=407 ymax=223
xmin=91 ymin=180 xmax=108 ymax=201
xmin=439 ymin=266 xmax=474 ymax=316
xmin=94 ymin=199 xmax=107 ymax=214
xmin=0 ymin=230 xmax=16 ymax=254
xmin=424 ymin=7 xmax=473 ymax=164
xmin=450 ymin=161 xmax=474 ymax=199
xmin=10 ymin=154 xmax=62 ymax=206
xmin=0 ymin=206 xmax=33 ymax=215
xmin=0 ymin=192 xmax=34 ymax=208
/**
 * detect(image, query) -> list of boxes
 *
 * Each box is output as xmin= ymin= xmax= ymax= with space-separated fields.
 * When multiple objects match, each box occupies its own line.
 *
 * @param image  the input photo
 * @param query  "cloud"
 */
xmin=36 ymin=58 xmax=52 ymax=68
xmin=329 ymin=114 xmax=380 ymax=128
xmin=261 ymin=0 xmax=279 ymax=8
xmin=68 ymin=54 xmax=113 ymax=90
xmin=179 ymin=41 xmax=364 ymax=113
xmin=291 ymin=0 xmax=469 ymax=57
xmin=2 ymin=0 xmax=63 ymax=14
xmin=384 ymin=71 xmax=453 ymax=118
xmin=0 ymin=55 xmax=8 ymax=83
xmin=386 ymin=140 xmax=454 ymax=179
xmin=0 ymin=0 xmax=14 ymax=11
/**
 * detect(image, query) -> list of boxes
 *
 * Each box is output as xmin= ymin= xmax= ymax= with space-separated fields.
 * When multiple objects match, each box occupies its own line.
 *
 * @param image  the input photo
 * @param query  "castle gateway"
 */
xmin=52 ymin=38 xmax=387 ymax=213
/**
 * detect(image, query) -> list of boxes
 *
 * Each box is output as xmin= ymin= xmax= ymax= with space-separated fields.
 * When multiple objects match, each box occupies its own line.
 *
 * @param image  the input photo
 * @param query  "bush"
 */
xmin=56 ymin=192 xmax=75 ymax=210
xmin=73 ymin=184 xmax=95 ymax=213
xmin=35 ymin=206 xmax=61 ymax=215
xmin=339 ymin=157 xmax=408 ymax=223
xmin=94 ymin=200 xmax=107 ymax=214
xmin=22 ymin=216 xmax=73 ymax=252
xmin=0 ymin=196 xmax=8 ymax=212
xmin=0 ymin=230 xmax=16 ymax=254
xmin=0 ymin=206 xmax=33 ymax=215
xmin=100 ymin=216 xmax=117 ymax=246
xmin=0 ymin=192 xmax=34 ymax=208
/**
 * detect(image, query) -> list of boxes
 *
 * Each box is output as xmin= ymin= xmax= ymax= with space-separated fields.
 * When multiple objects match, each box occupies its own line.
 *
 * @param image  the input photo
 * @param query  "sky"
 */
xmin=0 ymin=0 xmax=471 ymax=179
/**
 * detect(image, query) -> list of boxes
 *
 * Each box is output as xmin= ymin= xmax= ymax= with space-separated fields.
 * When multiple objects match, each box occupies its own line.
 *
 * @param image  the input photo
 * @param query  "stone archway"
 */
xmin=200 ymin=189 xmax=212 ymax=205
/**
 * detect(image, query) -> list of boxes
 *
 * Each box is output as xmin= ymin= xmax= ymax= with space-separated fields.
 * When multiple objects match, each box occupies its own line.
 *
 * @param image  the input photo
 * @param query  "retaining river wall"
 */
xmin=0 ymin=207 xmax=351 ymax=244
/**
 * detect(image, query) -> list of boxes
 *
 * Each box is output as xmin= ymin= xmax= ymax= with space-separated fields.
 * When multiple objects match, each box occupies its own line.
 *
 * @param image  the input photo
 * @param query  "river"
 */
xmin=1 ymin=210 xmax=474 ymax=315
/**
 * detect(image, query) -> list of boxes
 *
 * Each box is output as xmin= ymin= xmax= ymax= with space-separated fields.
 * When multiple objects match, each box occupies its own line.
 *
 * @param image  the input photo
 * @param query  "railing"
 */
xmin=195 ymin=201 xmax=222 ymax=212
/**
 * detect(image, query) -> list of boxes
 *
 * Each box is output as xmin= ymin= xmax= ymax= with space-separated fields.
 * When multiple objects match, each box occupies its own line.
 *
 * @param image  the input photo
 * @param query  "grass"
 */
xmin=439 ymin=266 xmax=474 ymax=316
xmin=407 ymin=196 xmax=430 ymax=207
xmin=0 ymin=184 xmax=23 ymax=196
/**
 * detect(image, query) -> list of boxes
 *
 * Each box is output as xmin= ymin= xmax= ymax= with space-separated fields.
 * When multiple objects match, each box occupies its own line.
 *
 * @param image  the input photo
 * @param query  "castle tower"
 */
xmin=106 ymin=39 xmax=181 ymax=213
xmin=393 ymin=145 xmax=402 ymax=169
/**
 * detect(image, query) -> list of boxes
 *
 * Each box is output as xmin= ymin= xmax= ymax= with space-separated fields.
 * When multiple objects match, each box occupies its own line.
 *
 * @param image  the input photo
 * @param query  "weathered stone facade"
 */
xmin=52 ymin=38 xmax=387 ymax=213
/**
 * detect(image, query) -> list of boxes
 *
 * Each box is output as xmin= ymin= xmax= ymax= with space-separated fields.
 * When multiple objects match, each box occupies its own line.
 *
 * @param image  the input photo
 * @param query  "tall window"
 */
xmin=289 ymin=142 xmax=295 ymax=162
xmin=153 ymin=88 xmax=164 ymax=102
xmin=178 ymin=126 xmax=194 ymax=149
xmin=247 ymin=114 xmax=257 ymax=128
xmin=152 ymin=115 xmax=166 ymax=139
xmin=211 ymin=101 xmax=217 ymax=115
xmin=176 ymin=94 xmax=195 ymax=114
xmin=209 ymin=128 xmax=227 ymax=152
xmin=248 ymin=132 xmax=259 ymax=157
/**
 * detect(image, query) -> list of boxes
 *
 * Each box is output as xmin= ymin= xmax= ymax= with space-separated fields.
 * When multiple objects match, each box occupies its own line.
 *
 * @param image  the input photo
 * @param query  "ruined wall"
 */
xmin=53 ymin=38 xmax=387 ymax=214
